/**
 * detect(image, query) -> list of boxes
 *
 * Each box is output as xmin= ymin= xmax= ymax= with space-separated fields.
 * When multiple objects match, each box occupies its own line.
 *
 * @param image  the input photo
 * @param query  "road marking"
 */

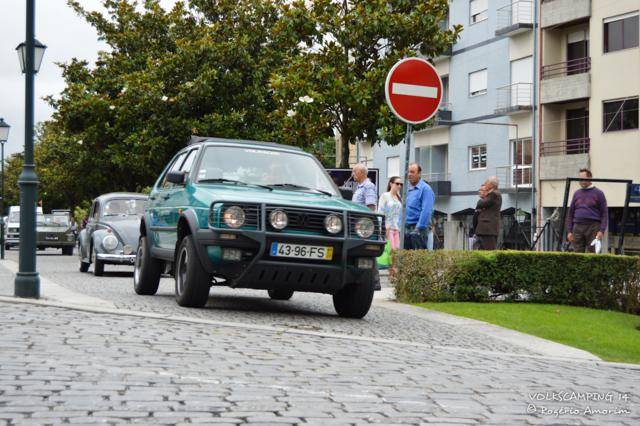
xmin=392 ymin=82 xmax=438 ymax=99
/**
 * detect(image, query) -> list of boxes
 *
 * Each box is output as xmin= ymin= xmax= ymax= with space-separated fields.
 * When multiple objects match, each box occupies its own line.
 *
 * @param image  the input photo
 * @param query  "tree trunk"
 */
xmin=339 ymin=132 xmax=351 ymax=168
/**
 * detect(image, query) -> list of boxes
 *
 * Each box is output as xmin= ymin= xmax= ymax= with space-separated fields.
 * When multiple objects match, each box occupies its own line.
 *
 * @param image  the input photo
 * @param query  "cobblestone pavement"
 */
xmin=1 ymin=301 xmax=639 ymax=426
xmin=0 ymin=250 xmax=534 ymax=356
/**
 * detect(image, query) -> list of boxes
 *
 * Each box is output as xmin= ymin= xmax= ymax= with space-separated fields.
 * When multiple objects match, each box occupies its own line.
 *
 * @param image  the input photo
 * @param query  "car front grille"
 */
xmin=265 ymin=206 xmax=343 ymax=235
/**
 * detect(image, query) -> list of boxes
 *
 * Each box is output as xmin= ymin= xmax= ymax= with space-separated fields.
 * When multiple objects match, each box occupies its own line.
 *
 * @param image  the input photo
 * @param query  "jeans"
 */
xmin=404 ymin=225 xmax=431 ymax=250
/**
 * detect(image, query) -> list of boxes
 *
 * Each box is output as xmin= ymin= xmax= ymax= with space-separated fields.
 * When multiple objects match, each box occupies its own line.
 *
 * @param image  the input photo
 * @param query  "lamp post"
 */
xmin=14 ymin=0 xmax=46 ymax=298
xmin=0 ymin=118 xmax=9 ymax=260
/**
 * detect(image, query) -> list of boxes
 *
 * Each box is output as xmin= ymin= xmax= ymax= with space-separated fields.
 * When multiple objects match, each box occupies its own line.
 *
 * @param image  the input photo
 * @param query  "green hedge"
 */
xmin=391 ymin=250 xmax=640 ymax=314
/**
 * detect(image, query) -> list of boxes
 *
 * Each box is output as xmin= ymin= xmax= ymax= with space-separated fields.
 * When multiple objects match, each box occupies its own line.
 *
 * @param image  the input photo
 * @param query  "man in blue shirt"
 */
xmin=404 ymin=163 xmax=435 ymax=250
xmin=351 ymin=163 xmax=377 ymax=211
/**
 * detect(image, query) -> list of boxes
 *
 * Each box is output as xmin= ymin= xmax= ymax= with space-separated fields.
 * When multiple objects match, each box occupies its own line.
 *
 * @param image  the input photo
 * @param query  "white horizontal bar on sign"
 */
xmin=392 ymin=83 xmax=438 ymax=99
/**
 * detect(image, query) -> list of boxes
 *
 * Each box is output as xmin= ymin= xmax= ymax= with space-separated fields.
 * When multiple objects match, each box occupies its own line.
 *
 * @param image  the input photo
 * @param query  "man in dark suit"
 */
xmin=474 ymin=176 xmax=502 ymax=250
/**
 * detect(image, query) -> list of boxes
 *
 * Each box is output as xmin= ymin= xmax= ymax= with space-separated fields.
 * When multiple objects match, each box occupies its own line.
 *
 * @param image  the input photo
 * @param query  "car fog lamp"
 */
xmin=67 ymin=234 xmax=75 ymax=242
xmin=123 ymin=245 xmax=134 ymax=255
xmin=269 ymin=210 xmax=288 ymax=230
xmin=223 ymin=206 xmax=245 ymax=229
xmin=357 ymin=257 xmax=374 ymax=269
xmin=324 ymin=214 xmax=342 ymax=234
xmin=102 ymin=234 xmax=118 ymax=252
xmin=355 ymin=217 xmax=375 ymax=239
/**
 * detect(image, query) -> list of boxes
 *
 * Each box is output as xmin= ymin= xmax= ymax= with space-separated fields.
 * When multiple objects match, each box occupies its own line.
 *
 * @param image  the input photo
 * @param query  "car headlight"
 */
xmin=223 ymin=206 xmax=245 ymax=229
xmin=269 ymin=210 xmax=288 ymax=230
xmin=102 ymin=234 xmax=119 ymax=252
xmin=355 ymin=217 xmax=375 ymax=239
xmin=324 ymin=214 xmax=342 ymax=234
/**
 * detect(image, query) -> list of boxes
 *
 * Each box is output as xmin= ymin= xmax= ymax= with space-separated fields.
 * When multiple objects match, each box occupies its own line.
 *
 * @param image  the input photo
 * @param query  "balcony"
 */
xmin=539 ymin=138 xmax=590 ymax=180
xmin=495 ymin=83 xmax=533 ymax=115
xmin=540 ymin=58 xmax=590 ymax=104
xmin=541 ymin=0 xmax=591 ymax=29
xmin=496 ymin=165 xmax=532 ymax=189
xmin=422 ymin=172 xmax=451 ymax=196
xmin=496 ymin=1 xmax=534 ymax=37
xmin=436 ymin=103 xmax=452 ymax=124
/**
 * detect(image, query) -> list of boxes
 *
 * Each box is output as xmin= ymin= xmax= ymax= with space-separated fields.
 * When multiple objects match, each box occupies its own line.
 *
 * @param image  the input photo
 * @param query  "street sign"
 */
xmin=385 ymin=57 xmax=443 ymax=125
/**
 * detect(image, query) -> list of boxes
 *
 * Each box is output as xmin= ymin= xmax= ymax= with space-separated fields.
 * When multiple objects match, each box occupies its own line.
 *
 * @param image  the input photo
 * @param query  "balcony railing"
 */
xmin=495 ymin=83 xmax=533 ymax=114
xmin=540 ymin=138 xmax=590 ymax=156
xmin=422 ymin=172 xmax=450 ymax=182
xmin=422 ymin=173 xmax=451 ymax=196
xmin=496 ymin=165 xmax=532 ymax=188
xmin=541 ymin=57 xmax=591 ymax=79
xmin=496 ymin=1 xmax=534 ymax=35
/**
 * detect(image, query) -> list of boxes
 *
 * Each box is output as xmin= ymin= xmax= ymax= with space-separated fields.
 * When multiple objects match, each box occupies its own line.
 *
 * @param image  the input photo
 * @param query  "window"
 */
xmin=510 ymin=57 xmax=533 ymax=106
xmin=603 ymin=97 xmax=639 ymax=132
xmin=161 ymin=151 xmax=187 ymax=188
xmin=441 ymin=75 xmax=449 ymax=106
xmin=512 ymin=138 xmax=533 ymax=186
xmin=604 ymin=12 xmax=639 ymax=53
xmin=180 ymin=149 xmax=198 ymax=174
xmin=469 ymin=69 xmax=488 ymax=97
xmin=470 ymin=0 xmax=488 ymax=24
xmin=386 ymin=156 xmax=400 ymax=178
xmin=469 ymin=145 xmax=487 ymax=170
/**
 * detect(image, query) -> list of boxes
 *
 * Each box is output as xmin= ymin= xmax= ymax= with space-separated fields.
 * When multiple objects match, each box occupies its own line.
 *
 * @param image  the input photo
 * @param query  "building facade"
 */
xmin=538 ymin=0 xmax=639 ymax=253
xmin=368 ymin=0 xmax=537 ymax=249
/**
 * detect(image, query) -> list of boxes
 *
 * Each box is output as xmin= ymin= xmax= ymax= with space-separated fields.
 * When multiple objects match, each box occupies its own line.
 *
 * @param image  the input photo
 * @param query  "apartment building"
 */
xmin=368 ymin=0 xmax=537 ymax=249
xmin=538 ymin=0 xmax=639 ymax=252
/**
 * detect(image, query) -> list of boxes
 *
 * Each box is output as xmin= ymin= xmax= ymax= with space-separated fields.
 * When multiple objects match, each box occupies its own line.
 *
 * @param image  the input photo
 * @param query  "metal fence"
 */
xmin=496 ymin=83 xmax=533 ymax=113
xmin=541 ymin=57 xmax=591 ymax=79
xmin=540 ymin=138 xmax=590 ymax=156
xmin=497 ymin=1 xmax=534 ymax=30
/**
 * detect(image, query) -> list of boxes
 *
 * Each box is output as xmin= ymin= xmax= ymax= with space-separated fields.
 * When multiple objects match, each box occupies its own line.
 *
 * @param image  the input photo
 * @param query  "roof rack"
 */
xmin=185 ymin=136 xmax=303 ymax=151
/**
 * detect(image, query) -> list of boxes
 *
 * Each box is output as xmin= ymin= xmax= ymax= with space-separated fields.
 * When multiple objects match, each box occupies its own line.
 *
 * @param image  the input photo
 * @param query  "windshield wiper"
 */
xmin=199 ymin=178 xmax=272 ymax=191
xmin=266 ymin=183 xmax=332 ymax=196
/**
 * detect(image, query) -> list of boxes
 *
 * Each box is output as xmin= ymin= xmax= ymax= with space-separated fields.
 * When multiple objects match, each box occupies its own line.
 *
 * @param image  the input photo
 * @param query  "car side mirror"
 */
xmin=167 ymin=171 xmax=186 ymax=185
xmin=340 ymin=188 xmax=353 ymax=200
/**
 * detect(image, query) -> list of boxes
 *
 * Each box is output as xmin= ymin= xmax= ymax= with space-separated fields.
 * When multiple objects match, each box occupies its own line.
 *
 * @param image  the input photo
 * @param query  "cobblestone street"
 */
xmin=1 ymin=251 xmax=639 ymax=425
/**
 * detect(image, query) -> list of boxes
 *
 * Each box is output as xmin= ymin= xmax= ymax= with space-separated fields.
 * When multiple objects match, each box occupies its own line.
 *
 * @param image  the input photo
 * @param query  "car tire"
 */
xmin=4 ymin=245 xmax=9 ymax=251
xmin=332 ymin=280 xmax=375 ymax=319
xmin=268 ymin=289 xmax=294 ymax=301
xmin=133 ymin=236 xmax=162 ymax=296
xmin=63 ymin=246 xmax=74 ymax=256
xmin=93 ymin=250 xmax=105 ymax=276
xmin=175 ymin=235 xmax=210 ymax=308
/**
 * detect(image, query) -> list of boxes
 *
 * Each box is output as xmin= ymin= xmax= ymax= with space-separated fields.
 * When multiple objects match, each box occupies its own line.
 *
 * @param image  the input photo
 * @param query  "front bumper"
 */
xmin=96 ymin=253 xmax=136 ymax=264
xmin=193 ymin=228 xmax=384 ymax=294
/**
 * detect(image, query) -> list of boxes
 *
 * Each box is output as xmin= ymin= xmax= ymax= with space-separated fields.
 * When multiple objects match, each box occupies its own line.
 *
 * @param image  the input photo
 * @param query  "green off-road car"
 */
xmin=133 ymin=137 xmax=385 ymax=318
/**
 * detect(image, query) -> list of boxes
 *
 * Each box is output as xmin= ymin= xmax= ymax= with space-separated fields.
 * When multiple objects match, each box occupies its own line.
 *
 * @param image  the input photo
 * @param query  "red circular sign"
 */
xmin=385 ymin=58 xmax=443 ymax=125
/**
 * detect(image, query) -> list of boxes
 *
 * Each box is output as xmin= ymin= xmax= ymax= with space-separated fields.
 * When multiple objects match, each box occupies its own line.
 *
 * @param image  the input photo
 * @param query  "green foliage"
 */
xmin=392 ymin=250 xmax=640 ymax=314
xmin=0 ymin=153 xmax=24 ymax=212
xmin=73 ymin=203 xmax=91 ymax=226
xmin=271 ymin=0 xmax=461 ymax=166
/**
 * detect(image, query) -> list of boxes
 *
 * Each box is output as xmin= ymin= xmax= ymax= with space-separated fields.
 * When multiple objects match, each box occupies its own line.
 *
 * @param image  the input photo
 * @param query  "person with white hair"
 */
xmin=474 ymin=176 xmax=502 ymax=250
xmin=351 ymin=163 xmax=377 ymax=211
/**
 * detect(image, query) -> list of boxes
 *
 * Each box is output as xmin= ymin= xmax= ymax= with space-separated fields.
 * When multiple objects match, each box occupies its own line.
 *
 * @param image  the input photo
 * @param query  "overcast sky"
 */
xmin=0 ymin=0 xmax=176 ymax=157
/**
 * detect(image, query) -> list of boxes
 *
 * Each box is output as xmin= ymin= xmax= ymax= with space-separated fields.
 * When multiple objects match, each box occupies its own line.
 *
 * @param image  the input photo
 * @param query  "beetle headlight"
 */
xmin=223 ymin=206 xmax=245 ymax=229
xmin=355 ymin=217 xmax=375 ymax=239
xmin=102 ymin=234 xmax=119 ymax=252
xmin=269 ymin=210 xmax=288 ymax=230
xmin=324 ymin=214 xmax=342 ymax=234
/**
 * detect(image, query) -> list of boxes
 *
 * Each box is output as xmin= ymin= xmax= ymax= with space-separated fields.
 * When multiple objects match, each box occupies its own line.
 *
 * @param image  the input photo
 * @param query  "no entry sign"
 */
xmin=385 ymin=58 xmax=443 ymax=125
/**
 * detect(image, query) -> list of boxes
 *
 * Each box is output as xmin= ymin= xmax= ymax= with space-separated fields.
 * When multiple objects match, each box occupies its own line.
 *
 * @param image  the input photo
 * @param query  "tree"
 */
xmin=1 ymin=153 xmax=24 ymax=209
xmin=270 ymin=0 xmax=461 ymax=167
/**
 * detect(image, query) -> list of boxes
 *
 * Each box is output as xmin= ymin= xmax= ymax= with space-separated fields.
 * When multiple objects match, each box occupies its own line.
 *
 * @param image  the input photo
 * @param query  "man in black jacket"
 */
xmin=474 ymin=177 xmax=502 ymax=250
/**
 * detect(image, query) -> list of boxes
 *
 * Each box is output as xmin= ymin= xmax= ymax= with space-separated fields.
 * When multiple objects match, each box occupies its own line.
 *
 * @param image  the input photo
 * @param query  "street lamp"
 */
xmin=14 ymin=0 xmax=46 ymax=299
xmin=0 ymin=118 xmax=9 ymax=260
xmin=15 ymin=39 xmax=47 ymax=74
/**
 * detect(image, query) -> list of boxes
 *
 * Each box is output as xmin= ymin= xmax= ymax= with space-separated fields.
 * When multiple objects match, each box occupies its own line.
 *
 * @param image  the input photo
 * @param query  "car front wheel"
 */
xmin=268 ymin=289 xmax=294 ymax=301
xmin=133 ymin=236 xmax=162 ymax=296
xmin=93 ymin=249 xmax=104 ymax=276
xmin=332 ymin=280 xmax=375 ymax=319
xmin=175 ymin=235 xmax=210 ymax=308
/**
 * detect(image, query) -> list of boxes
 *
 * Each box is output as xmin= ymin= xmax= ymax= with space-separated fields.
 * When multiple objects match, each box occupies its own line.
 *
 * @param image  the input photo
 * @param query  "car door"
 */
xmin=151 ymin=151 xmax=188 ymax=250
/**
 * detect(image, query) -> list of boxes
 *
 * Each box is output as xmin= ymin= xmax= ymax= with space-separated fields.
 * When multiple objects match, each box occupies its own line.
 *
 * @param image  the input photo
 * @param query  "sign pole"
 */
xmin=399 ymin=123 xmax=412 ymax=250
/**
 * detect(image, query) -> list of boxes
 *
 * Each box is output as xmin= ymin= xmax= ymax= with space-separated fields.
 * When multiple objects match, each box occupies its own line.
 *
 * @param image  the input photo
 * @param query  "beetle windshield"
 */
xmin=196 ymin=146 xmax=339 ymax=196
xmin=102 ymin=199 xmax=146 ymax=217
xmin=9 ymin=212 xmax=19 ymax=222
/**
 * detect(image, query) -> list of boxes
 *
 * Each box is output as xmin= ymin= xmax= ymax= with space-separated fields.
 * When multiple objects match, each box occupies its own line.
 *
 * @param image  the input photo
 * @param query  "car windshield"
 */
xmin=9 ymin=212 xmax=19 ymax=222
xmin=36 ymin=214 xmax=46 ymax=226
xmin=37 ymin=214 xmax=69 ymax=227
xmin=196 ymin=146 xmax=339 ymax=196
xmin=102 ymin=199 xmax=146 ymax=217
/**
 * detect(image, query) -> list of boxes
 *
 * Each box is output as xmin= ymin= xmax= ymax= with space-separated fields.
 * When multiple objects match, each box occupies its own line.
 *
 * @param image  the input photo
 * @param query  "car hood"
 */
xmin=193 ymin=185 xmax=372 ymax=213
xmin=100 ymin=218 xmax=141 ymax=248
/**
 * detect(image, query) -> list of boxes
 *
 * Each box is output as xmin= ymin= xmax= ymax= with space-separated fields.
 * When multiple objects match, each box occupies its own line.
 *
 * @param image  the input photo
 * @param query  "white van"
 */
xmin=5 ymin=205 xmax=44 ymax=250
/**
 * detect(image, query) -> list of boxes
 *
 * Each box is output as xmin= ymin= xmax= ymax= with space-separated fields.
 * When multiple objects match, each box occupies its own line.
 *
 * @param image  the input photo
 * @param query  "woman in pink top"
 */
xmin=377 ymin=176 xmax=403 ymax=249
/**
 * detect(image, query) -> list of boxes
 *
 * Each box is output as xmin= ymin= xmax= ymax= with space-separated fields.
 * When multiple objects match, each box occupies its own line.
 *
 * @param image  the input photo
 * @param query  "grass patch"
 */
xmin=417 ymin=302 xmax=640 ymax=364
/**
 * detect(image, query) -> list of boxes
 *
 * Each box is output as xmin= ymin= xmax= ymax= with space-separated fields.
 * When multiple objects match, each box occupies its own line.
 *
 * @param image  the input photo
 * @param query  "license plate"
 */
xmin=270 ymin=242 xmax=333 ymax=260
xmin=45 ymin=235 xmax=58 ymax=241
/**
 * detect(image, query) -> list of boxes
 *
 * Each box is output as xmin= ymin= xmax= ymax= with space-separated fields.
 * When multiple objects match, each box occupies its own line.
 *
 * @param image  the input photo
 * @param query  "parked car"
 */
xmin=36 ymin=210 xmax=76 ymax=255
xmin=5 ymin=205 xmax=44 ymax=250
xmin=78 ymin=193 xmax=148 ymax=276
xmin=134 ymin=137 xmax=385 ymax=318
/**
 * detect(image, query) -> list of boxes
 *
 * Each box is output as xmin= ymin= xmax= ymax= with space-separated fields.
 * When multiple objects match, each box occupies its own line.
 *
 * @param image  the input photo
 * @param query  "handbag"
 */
xmin=376 ymin=240 xmax=392 ymax=269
